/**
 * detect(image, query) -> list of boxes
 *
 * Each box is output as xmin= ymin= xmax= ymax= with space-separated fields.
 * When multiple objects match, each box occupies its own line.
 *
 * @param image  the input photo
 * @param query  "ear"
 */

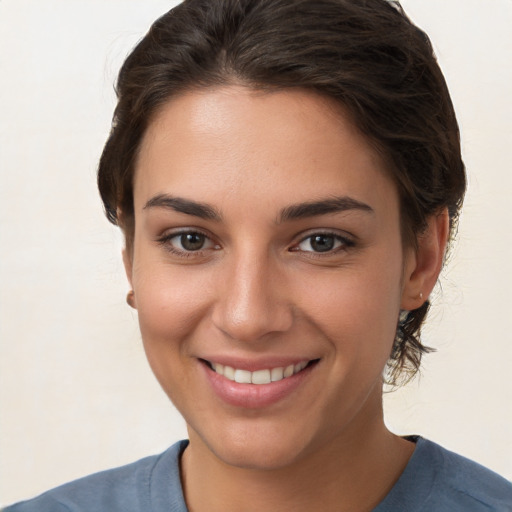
xmin=401 ymin=208 xmax=449 ymax=311
xmin=122 ymin=248 xmax=133 ymax=287
xmin=122 ymin=247 xmax=136 ymax=309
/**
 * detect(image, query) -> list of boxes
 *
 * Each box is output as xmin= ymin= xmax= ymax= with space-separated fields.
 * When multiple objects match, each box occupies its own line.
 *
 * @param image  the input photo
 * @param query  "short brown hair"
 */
xmin=98 ymin=0 xmax=466 ymax=385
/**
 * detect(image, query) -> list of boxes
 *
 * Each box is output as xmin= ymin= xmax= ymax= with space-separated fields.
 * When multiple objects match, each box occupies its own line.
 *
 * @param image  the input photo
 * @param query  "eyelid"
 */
xmin=290 ymin=230 xmax=356 ymax=254
xmin=156 ymin=227 xmax=355 ymax=257
xmin=156 ymin=228 xmax=220 ymax=255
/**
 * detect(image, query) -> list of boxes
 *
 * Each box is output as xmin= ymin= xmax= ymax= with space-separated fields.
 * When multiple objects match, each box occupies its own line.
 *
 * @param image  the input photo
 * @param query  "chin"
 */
xmin=213 ymin=439 xmax=310 ymax=471
xmin=188 ymin=416 xmax=323 ymax=471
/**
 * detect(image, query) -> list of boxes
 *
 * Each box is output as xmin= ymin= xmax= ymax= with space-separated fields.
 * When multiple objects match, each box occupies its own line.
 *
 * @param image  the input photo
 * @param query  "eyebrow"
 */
xmin=143 ymin=194 xmax=222 ymax=221
xmin=278 ymin=196 xmax=374 ymax=222
xmin=143 ymin=194 xmax=373 ymax=223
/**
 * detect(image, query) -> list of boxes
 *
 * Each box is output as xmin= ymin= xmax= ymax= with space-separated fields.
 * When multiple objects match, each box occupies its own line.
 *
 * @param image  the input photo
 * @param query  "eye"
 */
xmin=176 ymin=232 xmax=208 ymax=251
xmin=294 ymin=233 xmax=353 ymax=253
xmin=159 ymin=230 xmax=219 ymax=254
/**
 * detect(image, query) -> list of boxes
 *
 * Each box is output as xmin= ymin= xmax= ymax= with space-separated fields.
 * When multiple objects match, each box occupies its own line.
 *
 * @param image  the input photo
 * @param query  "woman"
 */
xmin=4 ymin=0 xmax=512 ymax=510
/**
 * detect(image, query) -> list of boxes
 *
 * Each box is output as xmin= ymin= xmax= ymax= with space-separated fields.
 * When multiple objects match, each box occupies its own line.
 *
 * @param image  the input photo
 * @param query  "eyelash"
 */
xmin=157 ymin=229 xmax=219 ymax=258
xmin=291 ymin=231 xmax=355 ymax=257
xmin=156 ymin=230 xmax=355 ymax=258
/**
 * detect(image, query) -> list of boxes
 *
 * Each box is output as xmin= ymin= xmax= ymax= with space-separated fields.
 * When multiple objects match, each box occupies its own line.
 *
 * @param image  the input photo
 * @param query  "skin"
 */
xmin=123 ymin=86 xmax=448 ymax=512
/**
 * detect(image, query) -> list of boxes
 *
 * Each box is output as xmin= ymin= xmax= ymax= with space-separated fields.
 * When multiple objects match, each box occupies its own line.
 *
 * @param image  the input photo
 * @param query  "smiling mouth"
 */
xmin=202 ymin=359 xmax=319 ymax=385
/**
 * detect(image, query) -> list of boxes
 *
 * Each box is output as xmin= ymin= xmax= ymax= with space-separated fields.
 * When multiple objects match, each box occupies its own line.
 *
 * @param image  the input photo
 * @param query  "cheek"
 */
xmin=132 ymin=259 xmax=214 ymax=352
xmin=131 ymin=262 xmax=216 ymax=411
xmin=295 ymin=256 xmax=403 ymax=362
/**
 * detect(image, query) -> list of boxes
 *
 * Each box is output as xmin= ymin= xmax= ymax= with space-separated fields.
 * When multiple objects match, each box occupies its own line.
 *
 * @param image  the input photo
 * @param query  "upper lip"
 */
xmin=199 ymin=356 xmax=320 ymax=372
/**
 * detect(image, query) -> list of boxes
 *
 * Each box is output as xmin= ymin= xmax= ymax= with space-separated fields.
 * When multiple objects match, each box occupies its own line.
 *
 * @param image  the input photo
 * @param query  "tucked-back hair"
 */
xmin=98 ymin=0 xmax=466 ymax=385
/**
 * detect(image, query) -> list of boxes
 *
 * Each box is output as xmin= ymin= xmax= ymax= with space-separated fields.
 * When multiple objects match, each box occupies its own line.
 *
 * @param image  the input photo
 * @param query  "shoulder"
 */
xmin=424 ymin=439 xmax=512 ymax=511
xmin=378 ymin=437 xmax=512 ymax=512
xmin=2 ymin=440 xmax=189 ymax=512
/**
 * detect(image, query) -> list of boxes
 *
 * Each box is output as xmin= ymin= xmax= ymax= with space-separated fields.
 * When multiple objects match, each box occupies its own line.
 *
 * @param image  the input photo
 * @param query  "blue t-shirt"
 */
xmin=4 ymin=438 xmax=512 ymax=511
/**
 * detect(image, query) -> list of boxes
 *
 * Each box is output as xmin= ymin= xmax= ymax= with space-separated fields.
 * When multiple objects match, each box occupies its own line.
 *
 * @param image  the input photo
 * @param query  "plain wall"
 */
xmin=1 ymin=0 xmax=511 ymax=505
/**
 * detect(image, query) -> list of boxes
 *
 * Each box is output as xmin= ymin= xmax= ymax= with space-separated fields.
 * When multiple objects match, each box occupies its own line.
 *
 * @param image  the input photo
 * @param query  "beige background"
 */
xmin=1 ymin=0 xmax=511 ymax=506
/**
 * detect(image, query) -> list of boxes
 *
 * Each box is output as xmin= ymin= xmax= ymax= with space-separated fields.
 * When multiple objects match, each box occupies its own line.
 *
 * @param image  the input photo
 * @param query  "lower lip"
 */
xmin=201 ymin=361 xmax=317 ymax=409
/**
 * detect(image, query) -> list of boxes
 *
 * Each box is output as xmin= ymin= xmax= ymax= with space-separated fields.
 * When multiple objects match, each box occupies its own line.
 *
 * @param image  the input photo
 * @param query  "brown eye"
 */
xmin=160 ymin=230 xmax=218 ymax=254
xmin=180 ymin=232 xmax=206 ymax=251
xmin=295 ymin=233 xmax=353 ymax=254
xmin=309 ymin=235 xmax=335 ymax=252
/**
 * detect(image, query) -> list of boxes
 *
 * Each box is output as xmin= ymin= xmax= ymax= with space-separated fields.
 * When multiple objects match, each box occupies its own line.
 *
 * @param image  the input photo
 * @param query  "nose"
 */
xmin=211 ymin=251 xmax=294 ymax=343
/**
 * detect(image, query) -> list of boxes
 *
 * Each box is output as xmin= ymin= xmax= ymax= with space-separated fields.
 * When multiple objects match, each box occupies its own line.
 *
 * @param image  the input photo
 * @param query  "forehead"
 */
xmin=134 ymin=86 xmax=398 ymax=218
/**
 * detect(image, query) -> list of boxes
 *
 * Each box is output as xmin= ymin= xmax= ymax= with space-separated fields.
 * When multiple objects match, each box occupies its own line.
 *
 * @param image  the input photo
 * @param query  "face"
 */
xmin=126 ymin=86 xmax=417 ymax=470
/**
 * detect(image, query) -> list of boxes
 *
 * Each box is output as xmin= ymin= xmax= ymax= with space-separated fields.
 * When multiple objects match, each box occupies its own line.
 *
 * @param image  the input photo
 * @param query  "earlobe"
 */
xmin=126 ymin=290 xmax=136 ymax=308
xmin=401 ymin=209 xmax=449 ymax=311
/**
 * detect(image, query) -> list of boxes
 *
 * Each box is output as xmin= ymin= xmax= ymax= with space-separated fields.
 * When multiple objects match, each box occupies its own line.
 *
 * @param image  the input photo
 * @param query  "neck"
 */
xmin=181 ymin=395 xmax=415 ymax=512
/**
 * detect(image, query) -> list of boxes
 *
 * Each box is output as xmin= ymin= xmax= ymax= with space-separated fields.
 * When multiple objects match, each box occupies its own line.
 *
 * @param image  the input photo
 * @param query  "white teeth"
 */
xmin=251 ymin=369 xmax=271 ymax=385
xmin=213 ymin=363 xmax=224 ymax=375
xmin=210 ymin=360 xmax=310 ymax=385
xmin=234 ymin=369 xmax=252 ymax=384
xmin=271 ymin=367 xmax=284 ymax=382
xmin=294 ymin=361 xmax=307 ymax=373
xmin=224 ymin=365 xmax=235 ymax=380
xmin=283 ymin=364 xmax=295 ymax=378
